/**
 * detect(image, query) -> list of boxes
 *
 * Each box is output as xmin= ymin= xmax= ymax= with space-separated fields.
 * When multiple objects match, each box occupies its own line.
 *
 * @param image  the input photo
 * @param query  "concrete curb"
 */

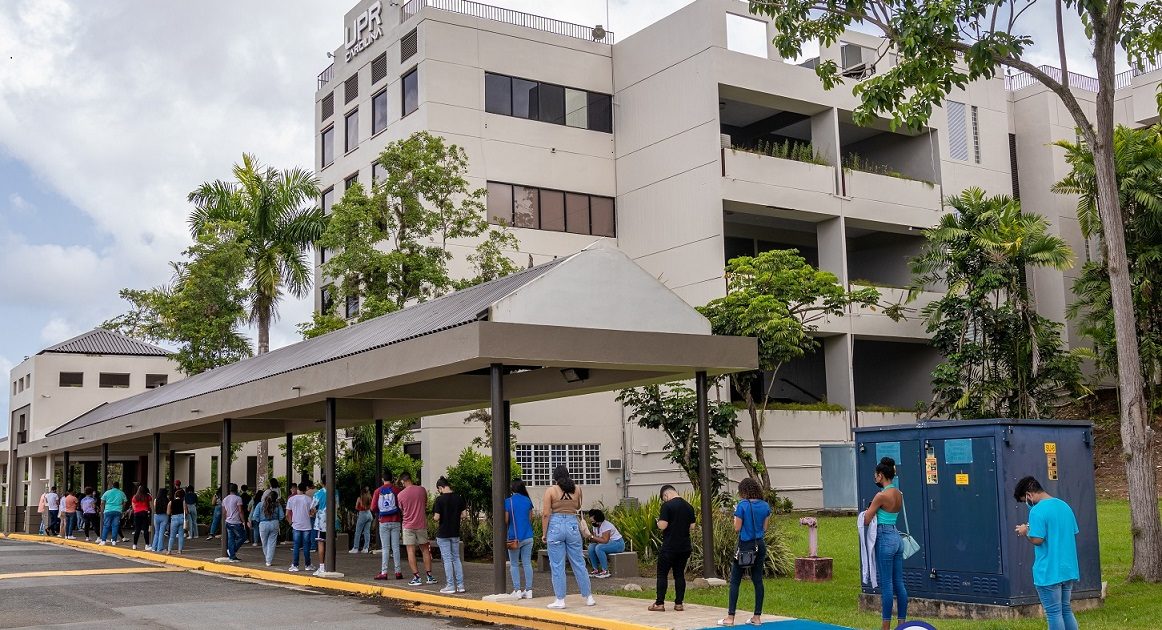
xmin=5 ymin=533 xmax=654 ymax=630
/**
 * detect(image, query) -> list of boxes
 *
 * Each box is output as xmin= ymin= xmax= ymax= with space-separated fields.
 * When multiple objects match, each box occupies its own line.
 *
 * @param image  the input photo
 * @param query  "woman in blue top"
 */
xmin=863 ymin=457 xmax=907 ymax=630
xmin=720 ymin=477 xmax=772 ymax=626
xmin=504 ymin=480 xmax=536 ymax=599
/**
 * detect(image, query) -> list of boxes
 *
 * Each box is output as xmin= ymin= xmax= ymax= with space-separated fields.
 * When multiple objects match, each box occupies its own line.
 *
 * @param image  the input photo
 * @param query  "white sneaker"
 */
xmin=547 ymin=599 xmax=566 ymax=609
xmin=305 ymin=565 xmax=316 ymax=572
xmin=586 ymin=595 xmax=596 ymax=607
xmin=132 ymin=545 xmax=137 ymax=550
xmin=510 ymin=590 xmax=523 ymax=599
xmin=439 ymin=586 xmax=456 ymax=594
xmin=456 ymin=587 xmax=466 ymax=594
xmin=348 ymin=548 xmax=358 ymax=554
xmin=314 ymin=566 xmax=326 ymax=576
xmin=265 ymin=562 xmax=272 ymax=567
xmin=97 ymin=540 xmax=105 ymax=546
xmin=288 ymin=565 xmax=300 ymax=572
xmin=110 ymin=541 xmax=117 ymax=546
xmin=523 ymin=590 xmax=533 ymax=599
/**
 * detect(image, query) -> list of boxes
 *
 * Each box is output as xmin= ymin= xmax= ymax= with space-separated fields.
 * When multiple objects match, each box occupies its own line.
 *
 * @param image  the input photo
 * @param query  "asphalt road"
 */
xmin=0 ymin=539 xmax=515 ymax=629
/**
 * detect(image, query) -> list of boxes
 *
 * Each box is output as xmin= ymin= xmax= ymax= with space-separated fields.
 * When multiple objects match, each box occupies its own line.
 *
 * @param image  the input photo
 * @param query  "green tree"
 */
xmin=277 ymin=432 xmax=326 ymax=483
xmin=444 ymin=448 xmax=521 ymax=518
xmin=616 ymin=383 xmax=738 ymax=497
xmin=462 ymin=409 xmax=521 ymax=450
xmin=104 ymin=223 xmax=252 ymax=375
xmin=748 ymin=0 xmax=1162 ymax=579
xmin=910 ymin=188 xmax=1084 ymax=418
xmin=188 ymin=153 xmax=326 ymax=492
xmin=697 ymin=249 xmax=880 ymax=490
xmin=1056 ymin=125 xmax=1162 ymax=415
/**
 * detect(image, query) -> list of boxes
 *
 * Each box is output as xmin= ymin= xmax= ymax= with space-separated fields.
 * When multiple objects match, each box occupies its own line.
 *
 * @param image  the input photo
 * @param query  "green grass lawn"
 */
xmin=617 ymin=500 xmax=1162 ymax=629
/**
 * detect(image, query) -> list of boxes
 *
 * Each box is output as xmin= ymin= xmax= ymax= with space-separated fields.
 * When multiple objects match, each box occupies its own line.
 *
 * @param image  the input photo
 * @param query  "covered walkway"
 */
xmin=10 ymin=245 xmax=756 ymax=593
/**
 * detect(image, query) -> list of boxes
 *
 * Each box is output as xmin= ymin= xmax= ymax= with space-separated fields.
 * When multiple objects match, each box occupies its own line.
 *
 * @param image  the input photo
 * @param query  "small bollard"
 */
xmin=794 ymin=516 xmax=833 ymax=582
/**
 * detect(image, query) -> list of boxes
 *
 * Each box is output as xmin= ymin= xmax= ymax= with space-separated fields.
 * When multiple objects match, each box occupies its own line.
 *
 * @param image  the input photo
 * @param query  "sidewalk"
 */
xmin=3 ymin=532 xmax=850 ymax=630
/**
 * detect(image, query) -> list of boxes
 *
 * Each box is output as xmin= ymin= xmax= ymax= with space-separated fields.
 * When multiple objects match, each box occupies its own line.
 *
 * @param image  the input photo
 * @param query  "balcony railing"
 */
xmin=1005 ymin=61 xmax=1157 ymax=93
xmin=317 ymin=62 xmax=334 ymax=90
xmin=399 ymin=0 xmax=614 ymax=44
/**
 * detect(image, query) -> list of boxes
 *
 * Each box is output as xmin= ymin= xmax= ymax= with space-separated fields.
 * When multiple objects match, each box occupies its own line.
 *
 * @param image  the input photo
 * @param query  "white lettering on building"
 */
xmin=344 ymin=1 xmax=383 ymax=62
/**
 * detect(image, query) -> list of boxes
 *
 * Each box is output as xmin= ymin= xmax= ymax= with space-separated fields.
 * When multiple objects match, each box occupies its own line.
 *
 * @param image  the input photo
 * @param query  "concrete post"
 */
xmin=62 ymin=451 xmax=70 ymax=495
xmin=489 ymin=363 xmax=506 ymax=594
xmin=696 ymin=370 xmax=715 ymax=578
xmin=100 ymin=443 xmax=109 ymax=491
xmin=810 ymin=108 xmax=842 ymax=194
xmin=374 ymin=419 xmax=383 ymax=485
xmin=285 ymin=433 xmax=294 ymax=487
xmin=324 ymin=398 xmax=338 ymax=575
xmin=823 ymin=334 xmax=857 ymax=433
xmin=151 ymin=434 xmax=161 ymax=500
xmin=220 ymin=418 xmax=231 ymax=560
xmin=168 ymin=450 xmax=176 ymax=489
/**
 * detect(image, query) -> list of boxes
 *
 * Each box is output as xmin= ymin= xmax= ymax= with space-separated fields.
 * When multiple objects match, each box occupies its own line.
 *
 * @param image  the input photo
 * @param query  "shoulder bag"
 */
xmin=898 ymin=492 xmax=921 ymax=559
xmin=735 ymin=500 xmax=760 ymax=568
xmin=506 ymin=499 xmax=519 ymax=550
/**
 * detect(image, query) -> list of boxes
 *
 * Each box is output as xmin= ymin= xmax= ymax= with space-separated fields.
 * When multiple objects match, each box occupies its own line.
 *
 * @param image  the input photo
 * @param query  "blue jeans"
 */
xmin=292 ymin=529 xmax=313 ymax=567
xmin=226 ymin=522 xmax=246 ymax=559
xmin=876 ymin=525 xmax=908 ymax=622
xmin=168 ymin=515 xmax=185 ymax=552
xmin=259 ymin=520 xmax=280 ymax=564
xmin=437 ymin=537 xmax=465 ymax=589
xmin=352 ymin=511 xmax=373 ymax=551
xmin=587 ymin=538 xmax=625 ymax=571
xmin=250 ymin=519 xmax=260 ymax=543
xmin=185 ymin=503 xmax=198 ymax=538
xmin=547 ymin=513 xmax=591 ymax=600
xmin=101 ymin=512 xmax=121 ymax=542
xmin=309 ymin=528 xmax=318 ymax=552
xmin=1036 ymin=580 xmax=1079 ymax=630
xmin=64 ymin=513 xmax=76 ymax=538
xmin=209 ymin=505 xmax=221 ymax=535
xmin=507 ymin=538 xmax=534 ymax=591
xmin=728 ymin=539 xmax=766 ymax=616
xmin=49 ymin=510 xmax=60 ymax=535
xmin=152 ymin=514 xmax=168 ymax=551
xmin=378 ymin=521 xmax=402 ymax=574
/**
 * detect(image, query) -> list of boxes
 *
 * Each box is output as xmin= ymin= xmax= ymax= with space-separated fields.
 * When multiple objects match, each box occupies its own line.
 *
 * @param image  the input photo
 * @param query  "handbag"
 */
xmin=577 ymin=511 xmax=593 ymax=540
xmin=898 ymin=492 xmax=921 ymax=560
xmin=505 ymin=499 xmax=519 ymax=550
xmin=734 ymin=500 xmax=760 ymax=568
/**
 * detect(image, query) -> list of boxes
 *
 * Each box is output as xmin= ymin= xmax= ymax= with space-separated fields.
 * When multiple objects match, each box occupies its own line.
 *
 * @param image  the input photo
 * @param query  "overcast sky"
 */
xmin=0 ymin=0 xmax=1106 ymax=436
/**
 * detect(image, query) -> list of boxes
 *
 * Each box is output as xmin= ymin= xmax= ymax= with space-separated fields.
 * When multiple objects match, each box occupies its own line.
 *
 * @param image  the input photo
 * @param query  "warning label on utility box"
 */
xmin=925 ymin=455 xmax=939 ymax=485
xmin=1047 ymin=453 xmax=1059 ymax=480
xmin=1044 ymin=442 xmax=1057 ymax=454
xmin=955 ymin=473 xmax=969 ymax=486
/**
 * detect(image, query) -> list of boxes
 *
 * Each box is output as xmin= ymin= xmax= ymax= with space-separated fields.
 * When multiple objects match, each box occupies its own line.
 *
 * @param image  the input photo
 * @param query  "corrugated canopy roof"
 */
xmin=40 ymin=329 xmax=171 ymax=357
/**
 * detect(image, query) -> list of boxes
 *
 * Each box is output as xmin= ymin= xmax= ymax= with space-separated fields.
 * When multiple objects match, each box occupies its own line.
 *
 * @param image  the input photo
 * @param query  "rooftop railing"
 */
xmin=399 ymin=0 xmax=614 ymax=44
xmin=1006 ymin=60 xmax=1159 ymax=94
xmin=317 ymin=62 xmax=334 ymax=90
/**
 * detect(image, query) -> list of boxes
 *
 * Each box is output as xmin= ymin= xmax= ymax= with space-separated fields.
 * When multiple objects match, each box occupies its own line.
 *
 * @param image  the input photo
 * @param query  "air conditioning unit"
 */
xmin=606 ymin=459 xmax=623 ymax=471
xmin=840 ymin=43 xmax=875 ymax=79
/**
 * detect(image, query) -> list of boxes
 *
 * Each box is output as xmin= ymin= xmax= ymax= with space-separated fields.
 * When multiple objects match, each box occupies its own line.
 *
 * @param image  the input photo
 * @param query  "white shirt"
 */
xmin=287 ymin=494 xmax=313 ymax=531
xmin=595 ymin=520 xmax=622 ymax=542
xmin=46 ymin=492 xmax=60 ymax=510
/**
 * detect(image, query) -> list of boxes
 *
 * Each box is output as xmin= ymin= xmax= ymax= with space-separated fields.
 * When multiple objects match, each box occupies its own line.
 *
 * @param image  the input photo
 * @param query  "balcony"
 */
xmin=722 ymin=147 xmax=835 ymax=196
xmin=400 ymin=0 xmax=614 ymax=43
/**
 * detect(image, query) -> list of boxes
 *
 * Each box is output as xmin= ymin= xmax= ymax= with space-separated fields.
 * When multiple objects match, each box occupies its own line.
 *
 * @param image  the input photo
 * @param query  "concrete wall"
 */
xmin=852 ymin=339 xmax=943 ymax=409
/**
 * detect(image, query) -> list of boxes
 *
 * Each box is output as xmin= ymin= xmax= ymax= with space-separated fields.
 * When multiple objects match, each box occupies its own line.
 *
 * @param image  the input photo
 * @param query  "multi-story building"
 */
xmin=308 ymin=0 xmax=1160 ymax=509
xmin=3 ymin=329 xmax=185 ymax=531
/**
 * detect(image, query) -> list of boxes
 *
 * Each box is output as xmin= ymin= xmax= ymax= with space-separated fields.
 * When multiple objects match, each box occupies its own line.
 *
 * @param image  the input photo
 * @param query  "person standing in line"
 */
xmin=310 ymin=474 xmax=337 ymax=576
xmin=585 ymin=509 xmax=625 ymax=578
xmin=255 ymin=489 xmax=285 ymax=567
xmin=45 ymin=486 xmax=61 ymax=536
xmin=62 ymin=490 xmax=79 ymax=540
xmin=432 ymin=477 xmax=468 ymax=594
xmin=98 ymin=481 xmax=127 ymax=546
xmin=80 ymin=488 xmax=98 ymax=542
xmin=351 ymin=486 xmax=373 ymax=554
xmin=206 ymin=488 xmax=222 ymax=540
xmin=36 ymin=489 xmax=48 ymax=535
xmin=649 ymin=485 xmax=696 ymax=613
xmin=130 ymin=485 xmax=153 ymax=550
xmin=719 ymin=478 xmax=772 ymax=627
xmin=222 ymin=483 xmax=246 ymax=563
xmin=286 ymin=482 xmax=315 ymax=572
xmin=541 ymin=465 xmax=595 ymax=609
xmin=260 ymin=479 xmax=282 ymax=545
xmin=863 ymin=457 xmax=907 ymax=630
xmin=249 ymin=488 xmax=263 ymax=547
xmin=505 ymin=480 xmax=536 ymax=599
xmin=372 ymin=471 xmax=404 ymax=580
xmin=167 ymin=488 xmax=188 ymax=555
xmin=397 ymin=472 xmax=437 ymax=586
xmin=183 ymin=484 xmax=199 ymax=539
xmin=238 ymin=484 xmax=253 ymax=546
xmin=1015 ymin=476 xmax=1081 ymax=630
xmin=152 ymin=489 xmax=170 ymax=552
xmin=304 ymin=482 xmax=318 ymax=553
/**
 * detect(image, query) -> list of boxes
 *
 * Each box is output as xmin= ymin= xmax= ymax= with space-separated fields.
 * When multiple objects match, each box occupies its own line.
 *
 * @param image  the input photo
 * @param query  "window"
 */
xmin=372 ymin=89 xmax=388 ymax=135
xmin=946 ymin=100 xmax=968 ymax=161
xmin=344 ymin=73 xmax=359 ymax=104
xmin=59 ymin=372 xmax=83 ymax=388
xmin=321 ymin=286 xmax=335 ymax=314
xmin=319 ymin=246 xmax=328 ymax=264
xmin=17 ymin=378 xmax=23 ymax=393
xmin=401 ymin=28 xmax=418 ymax=63
xmin=345 ymin=172 xmax=359 ymax=190
xmin=515 ymin=444 xmax=601 ymax=486
xmin=321 ymin=92 xmax=334 ymax=121
xmin=1008 ymin=133 xmax=1020 ymax=200
xmin=971 ymin=105 xmax=981 ymax=164
xmin=483 ymin=72 xmax=613 ymax=133
xmin=321 ymin=187 xmax=335 ymax=214
xmin=99 ymin=373 xmax=130 ymax=389
xmin=512 ymin=78 xmax=538 ymax=119
xmin=371 ymin=53 xmax=388 ymax=84
xmin=321 ymin=125 xmax=335 ymax=168
xmin=25 ymin=374 xmax=30 ymax=388
xmin=488 ymin=182 xmax=615 ymax=237
xmin=345 ymin=109 xmax=358 ymax=153
xmin=401 ymin=68 xmax=418 ymax=117
xmin=538 ymin=83 xmax=565 ymax=125
xmin=726 ymin=14 xmax=768 ymax=58
xmin=345 ymin=294 xmax=359 ymax=319
xmin=145 ymin=374 xmax=168 ymax=389
xmin=564 ymin=88 xmax=587 ymax=128
xmin=372 ymin=160 xmax=386 ymax=183
xmin=586 ymin=92 xmax=612 ymax=133
xmin=484 ymin=73 xmax=512 ymax=116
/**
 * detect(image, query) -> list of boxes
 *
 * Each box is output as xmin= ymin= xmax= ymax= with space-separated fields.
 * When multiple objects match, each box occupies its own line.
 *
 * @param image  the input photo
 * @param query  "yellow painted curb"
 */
xmin=0 ymin=566 xmax=182 ymax=580
xmin=4 ymin=534 xmax=655 ymax=630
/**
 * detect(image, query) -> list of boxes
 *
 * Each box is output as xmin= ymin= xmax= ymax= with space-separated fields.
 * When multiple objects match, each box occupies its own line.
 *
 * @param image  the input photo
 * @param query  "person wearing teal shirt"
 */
xmin=98 ymin=482 xmax=128 ymax=545
xmin=863 ymin=457 xmax=906 ymax=630
xmin=1015 ymin=476 xmax=1080 ymax=630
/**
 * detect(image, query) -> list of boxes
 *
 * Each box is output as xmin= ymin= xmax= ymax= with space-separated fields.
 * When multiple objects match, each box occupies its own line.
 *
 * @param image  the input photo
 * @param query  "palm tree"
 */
xmin=188 ymin=153 xmax=326 ymax=489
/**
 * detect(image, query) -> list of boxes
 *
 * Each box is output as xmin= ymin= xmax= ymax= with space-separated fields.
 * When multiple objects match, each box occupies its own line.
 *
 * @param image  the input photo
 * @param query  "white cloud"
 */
xmin=40 ymin=316 xmax=85 ymax=345
xmin=7 ymin=193 xmax=34 ymax=214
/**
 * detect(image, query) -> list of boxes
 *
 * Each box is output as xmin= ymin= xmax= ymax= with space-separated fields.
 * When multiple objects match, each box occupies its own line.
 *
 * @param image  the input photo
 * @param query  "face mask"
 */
xmin=1025 ymin=499 xmax=1034 ymax=508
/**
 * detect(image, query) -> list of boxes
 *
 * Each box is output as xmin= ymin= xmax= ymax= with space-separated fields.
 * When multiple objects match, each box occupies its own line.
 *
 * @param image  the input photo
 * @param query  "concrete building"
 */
xmin=3 ymin=329 xmax=185 ymax=531
xmin=307 ymin=0 xmax=1162 ymax=509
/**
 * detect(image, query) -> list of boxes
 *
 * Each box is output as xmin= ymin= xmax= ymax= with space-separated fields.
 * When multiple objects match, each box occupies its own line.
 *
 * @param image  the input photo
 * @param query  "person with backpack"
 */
xmin=351 ymin=486 xmax=373 ymax=554
xmin=372 ymin=472 xmax=404 ymax=580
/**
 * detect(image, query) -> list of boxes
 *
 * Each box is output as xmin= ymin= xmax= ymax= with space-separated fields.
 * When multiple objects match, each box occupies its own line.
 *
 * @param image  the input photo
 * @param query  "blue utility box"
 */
xmin=853 ymin=419 xmax=1100 ymax=607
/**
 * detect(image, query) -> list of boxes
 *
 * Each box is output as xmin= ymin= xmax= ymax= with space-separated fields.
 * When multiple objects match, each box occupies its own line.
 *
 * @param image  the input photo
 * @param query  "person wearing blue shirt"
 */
xmin=719 ymin=478 xmax=772 ymax=627
xmin=504 ymin=480 xmax=536 ymax=599
xmin=1014 ymin=476 xmax=1080 ymax=630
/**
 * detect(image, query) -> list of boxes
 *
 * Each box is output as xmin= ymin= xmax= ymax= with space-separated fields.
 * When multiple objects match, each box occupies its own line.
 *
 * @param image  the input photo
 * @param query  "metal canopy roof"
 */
xmin=21 ymin=244 xmax=756 ymax=458
xmin=39 ymin=328 xmax=171 ymax=357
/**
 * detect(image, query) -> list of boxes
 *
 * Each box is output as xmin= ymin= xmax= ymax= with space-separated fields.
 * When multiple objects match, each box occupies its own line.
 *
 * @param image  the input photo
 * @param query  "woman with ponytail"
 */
xmin=863 ymin=457 xmax=907 ymax=630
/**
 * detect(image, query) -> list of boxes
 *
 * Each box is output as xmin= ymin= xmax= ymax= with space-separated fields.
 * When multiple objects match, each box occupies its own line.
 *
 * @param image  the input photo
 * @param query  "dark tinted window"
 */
xmin=587 ymin=92 xmax=612 ymax=133
xmin=538 ymin=83 xmax=565 ymax=125
xmin=484 ymin=73 xmax=511 ymax=116
xmin=512 ymin=78 xmax=538 ymax=119
xmin=59 ymin=372 xmax=83 ymax=388
xmin=321 ymin=188 xmax=335 ymax=214
xmin=321 ymin=286 xmax=335 ymax=314
xmin=590 ymin=196 xmax=616 ymax=237
xmin=321 ymin=126 xmax=334 ymax=167
xmin=540 ymin=190 xmax=565 ymax=231
xmin=345 ymin=109 xmax=358 ymax=152
xmin=372 ymin=161 xmax=386 ymax=183
xmin=402 ymin=68 xmax=418 ymax=116
xmin=345 ymin=294 xmax=359 ymax=319
xmin=345 ymin=173 xmax=358 ymax=190
xmin=486 ymin=182 xmax=512 ymax=225
xmin=565 ymin=193 xmax=589 ymax=234
xmin=372 ymin=89 xmax=388 ymax=134
xmin=99 ymin=373 xmax=130 ymax=388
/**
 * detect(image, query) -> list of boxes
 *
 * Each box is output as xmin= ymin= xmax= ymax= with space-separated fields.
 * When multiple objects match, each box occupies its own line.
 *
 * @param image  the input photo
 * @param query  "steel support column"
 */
xmin=696 ymin=370 xmax=715 ymax=578
xmin=62 ymin=451 xmax=70 ymax=495
xmin=151 ymin=433 xmax=161 ymax=498
xmin=220 ymin=418 xmax=231 ymax=560
xmin=324 ymin=398 xmax=338 ymax=574
xmin=100 ymin=443 xmax=109 ymax=491
xmin=285 ymin=433 xmax=293 ymax=487
xmin=374 ymin=419 xmax=383 ymax=484
xmin=168 ymin=450 xmax=176 ymax=489
xmin=489 ymin=363 xmax=506 ymax=594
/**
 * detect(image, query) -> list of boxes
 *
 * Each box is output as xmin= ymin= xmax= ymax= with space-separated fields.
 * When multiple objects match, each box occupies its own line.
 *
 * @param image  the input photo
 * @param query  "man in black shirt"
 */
xmin=431 ymin=477 xmax=468 ymax=594
xmin=649 ymin=485 xmax=696 ymax=612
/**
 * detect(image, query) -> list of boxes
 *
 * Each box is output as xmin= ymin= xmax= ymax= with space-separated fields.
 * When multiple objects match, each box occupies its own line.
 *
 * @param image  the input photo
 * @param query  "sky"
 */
xmin=0 ymin=0 xmax=1106 ymax=437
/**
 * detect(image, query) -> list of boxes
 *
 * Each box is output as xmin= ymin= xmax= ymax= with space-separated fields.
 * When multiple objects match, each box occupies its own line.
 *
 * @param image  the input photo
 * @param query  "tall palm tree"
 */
xmin=188 ymin=153 xmax=326 ymax=489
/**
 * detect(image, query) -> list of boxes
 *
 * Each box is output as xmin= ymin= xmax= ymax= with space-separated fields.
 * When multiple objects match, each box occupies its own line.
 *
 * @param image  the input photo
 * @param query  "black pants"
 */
xmin=83 ymin=513 xmax=99 ymax=538
xmin=132 ymin=511 xmax=151 ymax=546
xmin=655 ymin=548 xmax=691 ymax=605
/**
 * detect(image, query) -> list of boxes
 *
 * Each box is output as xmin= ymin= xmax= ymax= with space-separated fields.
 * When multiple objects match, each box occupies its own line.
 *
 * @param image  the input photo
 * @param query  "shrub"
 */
xmin=608 ymin=495 xmax=664 ymax=563
xmin=444 ymin=448 xmax=521 ymax=518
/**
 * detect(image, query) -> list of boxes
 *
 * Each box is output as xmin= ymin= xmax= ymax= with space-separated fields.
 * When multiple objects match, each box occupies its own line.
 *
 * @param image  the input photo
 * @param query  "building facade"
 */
xmin=307 ymin=0 xmax=1161 ymax=509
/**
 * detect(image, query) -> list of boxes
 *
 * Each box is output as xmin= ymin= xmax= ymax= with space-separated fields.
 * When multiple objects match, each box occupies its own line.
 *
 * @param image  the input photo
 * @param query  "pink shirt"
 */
xmin=397 ymin=484 xmax=428 ymax=530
